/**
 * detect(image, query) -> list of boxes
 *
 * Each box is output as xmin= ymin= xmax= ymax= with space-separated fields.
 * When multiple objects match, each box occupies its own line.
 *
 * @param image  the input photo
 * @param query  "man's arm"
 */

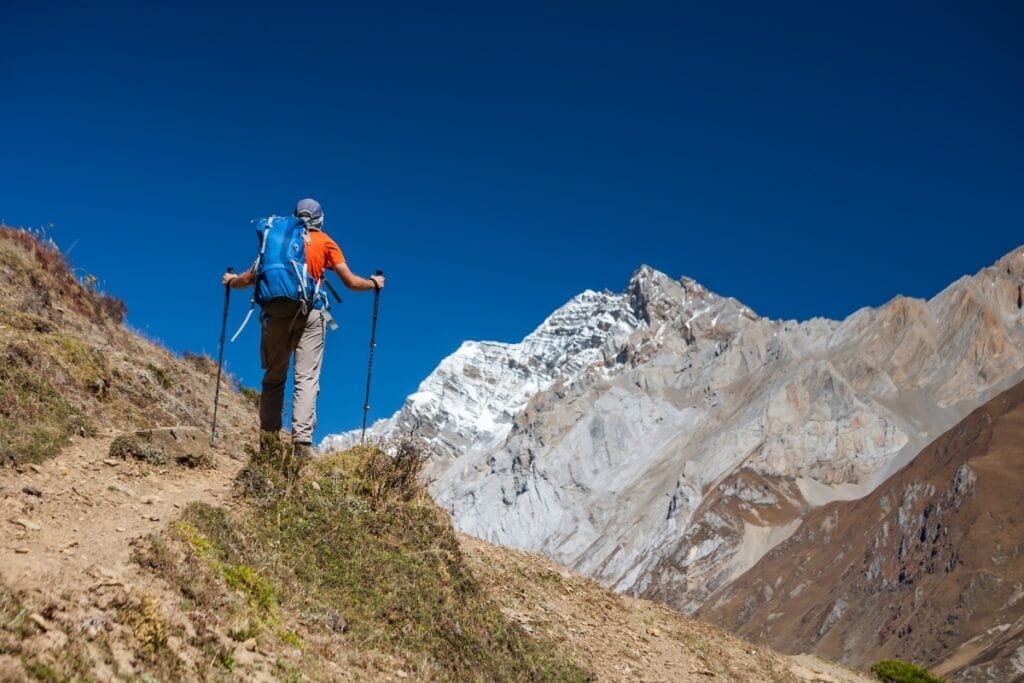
xmin=222 ymin=269 xmax=255 ymax=288
xmin=332 ymin=262 xmax=385 ymax=291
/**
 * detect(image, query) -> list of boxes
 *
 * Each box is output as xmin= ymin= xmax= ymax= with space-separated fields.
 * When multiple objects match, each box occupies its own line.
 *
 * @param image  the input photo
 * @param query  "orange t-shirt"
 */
xmin=307 ymin=231 xmax=345 ymax=281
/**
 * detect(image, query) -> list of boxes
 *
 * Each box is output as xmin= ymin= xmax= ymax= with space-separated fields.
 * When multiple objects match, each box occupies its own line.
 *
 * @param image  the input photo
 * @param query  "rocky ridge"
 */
xmin=700 ymin=377 xmax=1024 ymax=681
xmin=321 ymin=247 xmax=1024 ymax=620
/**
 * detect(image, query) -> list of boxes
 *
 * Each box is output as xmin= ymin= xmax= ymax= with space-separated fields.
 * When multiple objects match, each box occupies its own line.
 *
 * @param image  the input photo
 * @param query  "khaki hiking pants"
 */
xmin=259 ymin=308 xmax=326 ymax=445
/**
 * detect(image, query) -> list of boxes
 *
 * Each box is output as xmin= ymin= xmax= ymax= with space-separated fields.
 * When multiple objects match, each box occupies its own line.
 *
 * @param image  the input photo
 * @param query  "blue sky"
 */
xmin=2 ymin=1 xmax=1021 ymax=441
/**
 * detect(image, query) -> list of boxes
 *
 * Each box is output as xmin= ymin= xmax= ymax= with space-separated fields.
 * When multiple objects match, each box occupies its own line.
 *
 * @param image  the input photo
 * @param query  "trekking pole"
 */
xmin=361 ymin=270 xmax=384 ymax=443
xmin=211 ymin=267 xmax=234 ymax=446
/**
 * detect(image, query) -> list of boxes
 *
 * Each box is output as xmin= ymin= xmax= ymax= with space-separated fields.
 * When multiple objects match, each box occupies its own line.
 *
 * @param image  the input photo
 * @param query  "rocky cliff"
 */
xmin=700 ymin=378 xmax=1024 ymax=681
xmin=322 ymin=246 xmax=1024 ymax=624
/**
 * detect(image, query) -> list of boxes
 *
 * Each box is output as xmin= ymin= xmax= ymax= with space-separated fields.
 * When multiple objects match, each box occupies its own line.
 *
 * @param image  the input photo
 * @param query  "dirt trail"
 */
xmin=1 ymin=430 xmax=242 ymax=605
xmin=1 ymin=433 xmax=872 ymax=681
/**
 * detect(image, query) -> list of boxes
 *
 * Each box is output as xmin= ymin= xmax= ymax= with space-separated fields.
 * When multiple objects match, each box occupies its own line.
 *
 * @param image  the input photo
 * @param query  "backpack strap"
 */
xmin=229 ymin=219 xmax=273 ymax=342
xmin=322 ymin=278 xmax=343 ymax=304
xmin=229 ymin=305 xmax=256 ymax=343
xmin=289 ymin=259 xmax=307 ymax=303
xmin=253 ymin=218 xmax=272 ymax=271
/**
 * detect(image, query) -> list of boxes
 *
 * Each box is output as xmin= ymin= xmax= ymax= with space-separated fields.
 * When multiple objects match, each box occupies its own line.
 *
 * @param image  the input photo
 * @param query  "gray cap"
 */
xmin=293 ymin=198 xmax=324 ymax=228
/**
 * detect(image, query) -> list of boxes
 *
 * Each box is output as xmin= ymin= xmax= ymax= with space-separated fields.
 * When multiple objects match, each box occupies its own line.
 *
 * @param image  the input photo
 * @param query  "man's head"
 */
xmin=294 ymin=198 xmax=324 ymax=230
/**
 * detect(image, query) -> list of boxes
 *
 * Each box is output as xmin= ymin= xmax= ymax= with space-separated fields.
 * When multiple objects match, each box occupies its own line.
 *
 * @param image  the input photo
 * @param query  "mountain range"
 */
xmin=322 ymin=245 xmax=1024 ymax=677
xmin=0 ymin=224 xmax=874 ymax=681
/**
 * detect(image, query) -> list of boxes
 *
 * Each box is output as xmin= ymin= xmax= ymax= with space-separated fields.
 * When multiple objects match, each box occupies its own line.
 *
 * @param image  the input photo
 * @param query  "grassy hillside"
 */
xmin=128 ymin=442 xmax=591 ymax=681
xmin=0 ymin=226 xmax=254 ymax=463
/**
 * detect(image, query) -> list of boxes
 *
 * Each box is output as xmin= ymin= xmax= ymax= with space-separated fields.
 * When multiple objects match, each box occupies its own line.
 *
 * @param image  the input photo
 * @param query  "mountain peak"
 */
xmin=627 ymin=265 xmax=684 ymax=324
xmin=627 ymin=263 xmax=664 ymax=285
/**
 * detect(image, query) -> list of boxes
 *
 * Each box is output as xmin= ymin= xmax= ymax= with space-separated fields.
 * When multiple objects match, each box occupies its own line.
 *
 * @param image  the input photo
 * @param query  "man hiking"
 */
xmin=222 ymin=198 xmax=385 ymax=468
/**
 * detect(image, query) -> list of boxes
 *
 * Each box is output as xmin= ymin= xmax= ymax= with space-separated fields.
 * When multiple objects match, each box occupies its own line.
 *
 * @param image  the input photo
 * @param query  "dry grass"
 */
xmin=0 ymin=351 xmax=90 ymax=463
xmin=0 ymin=225 xmax=256 ymax=464
xmin=356 ymin=438 xmax=432 ymax=504
xmin=135 ymin=440 xmax=592 ymax=681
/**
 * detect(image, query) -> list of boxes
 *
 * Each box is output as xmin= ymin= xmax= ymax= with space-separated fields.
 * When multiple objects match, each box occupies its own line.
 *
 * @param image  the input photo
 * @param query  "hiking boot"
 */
xmin=291 ymin=443 xmax=313 ymax=478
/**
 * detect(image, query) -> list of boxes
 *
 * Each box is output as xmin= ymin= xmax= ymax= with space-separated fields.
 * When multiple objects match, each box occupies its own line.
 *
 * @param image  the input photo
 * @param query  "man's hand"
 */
xmin=370 ymin=274 xmax=385 ymax=290
xmin=222 ymin=269 xmax=254 ymax=288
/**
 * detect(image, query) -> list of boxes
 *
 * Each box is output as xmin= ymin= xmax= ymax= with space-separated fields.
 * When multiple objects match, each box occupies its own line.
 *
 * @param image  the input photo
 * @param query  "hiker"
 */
xmin=221 ymin=198 xmax=385 ymax=464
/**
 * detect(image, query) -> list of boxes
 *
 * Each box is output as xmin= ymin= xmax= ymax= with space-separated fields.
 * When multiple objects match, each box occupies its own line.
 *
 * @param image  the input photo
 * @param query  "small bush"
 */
xmin=108 ymin=434 xmax=168 ymax=466
xmin=235 ymin=382 xmax=260 ymax=408
xmin=357 ymin=439 xmax=431 ymax=505
xmin=115 ymin=593 xmax=187 ymax=680
xmin=122 ymin=594 xmax=168 ymax=653
xmin=181 ymin=352 xmax=216 ymax=374
xmin=0 ymin=585 xmax=33 ymax=642
xmin=109 ymin=434 xmax=141 ymax=460
xmin=243 ymin=431 xmax=298 ymax=482
xmin=871 ymin=659 xmax=946 ymax=683
xmin=236 ymin=460 xmax=277 ymax=500
xmin=24 ymin=661 xmax=61 ymax=681
xmin=146 ymin=363 xmax=172 ymax=389
xmin=218 ymin=649 xmax=236 ymax=672
xmin=223 ymin=563 xmax=276 ymax=613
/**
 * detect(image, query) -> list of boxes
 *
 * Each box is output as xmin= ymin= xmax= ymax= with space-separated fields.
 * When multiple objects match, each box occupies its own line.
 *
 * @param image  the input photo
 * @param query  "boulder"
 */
xmin=109 ymin=426 xmax=210 ymax=468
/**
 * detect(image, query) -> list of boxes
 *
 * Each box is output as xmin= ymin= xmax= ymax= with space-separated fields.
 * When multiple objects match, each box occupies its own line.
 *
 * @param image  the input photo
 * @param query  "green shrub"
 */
xmin=24 ymin=661 xmax=61 ymax=681
xmin=146 ymin=363 xmax=172 ymax=389
xmin=235 ymin=382 xmax=260 ymax=408
xmin=108 ymin=434 xmax=140 ymax=460
xmin=108 ymin=434 xmax=168 ymax=465
xmin=871 ymin=659 xmax=945 ymax=683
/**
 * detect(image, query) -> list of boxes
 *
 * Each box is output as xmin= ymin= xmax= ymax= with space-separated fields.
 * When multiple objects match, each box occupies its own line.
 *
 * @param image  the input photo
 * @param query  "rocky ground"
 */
xmin=0 ymin=430 xmax=871 ymax=681
xmin=0 ymin=430 xmax=246 ymax=679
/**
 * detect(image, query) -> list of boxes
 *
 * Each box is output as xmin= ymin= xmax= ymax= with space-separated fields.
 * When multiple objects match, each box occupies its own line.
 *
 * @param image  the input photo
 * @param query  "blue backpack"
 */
xmin=253 ymin=215 xmax=317 ymax=313
xmin=230 ymin=215 xmax=328 ymax=341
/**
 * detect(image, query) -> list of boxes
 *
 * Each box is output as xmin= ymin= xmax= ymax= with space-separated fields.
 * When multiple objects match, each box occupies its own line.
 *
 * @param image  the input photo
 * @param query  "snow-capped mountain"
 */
xmin=321 ymin=246 xmax=1024 ymax=626
xmin=321 ymin=286 xmax=642 ymax=454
